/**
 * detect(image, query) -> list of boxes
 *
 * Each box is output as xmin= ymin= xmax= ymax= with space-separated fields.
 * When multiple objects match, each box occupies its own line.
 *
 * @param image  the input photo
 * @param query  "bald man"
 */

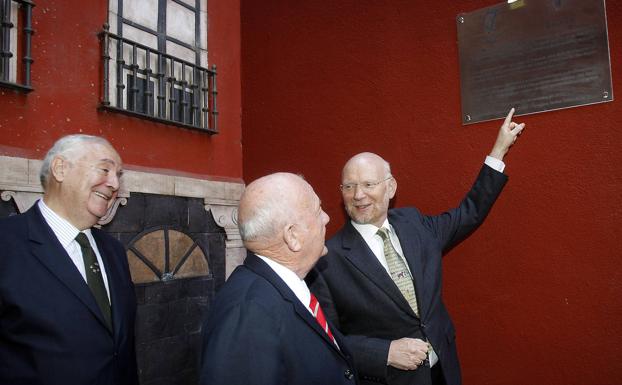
xmin=307 ymin=109 xmax=525 ymax=385
xmin=199 ymin=173 xmax=358 ymax=385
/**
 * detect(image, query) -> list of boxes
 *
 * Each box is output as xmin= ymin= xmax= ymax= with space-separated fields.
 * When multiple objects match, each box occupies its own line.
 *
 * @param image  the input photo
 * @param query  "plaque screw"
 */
xmin=465 ymin=114 xmax=471 ymax=122
xmin=458 ymin=16 xmax=465 ymax=24
xmin=603 ymin=91 xmax=609 ymax=99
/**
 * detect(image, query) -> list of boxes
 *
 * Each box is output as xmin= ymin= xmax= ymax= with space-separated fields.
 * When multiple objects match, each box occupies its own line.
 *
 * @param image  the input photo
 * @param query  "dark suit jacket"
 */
xmin=200 ymin=252 xmax=358 ymax=385
xmin=0 ymin=204 xmax=138 ymax=385
xmin=307 ymin=165 xmax=507 ymax=385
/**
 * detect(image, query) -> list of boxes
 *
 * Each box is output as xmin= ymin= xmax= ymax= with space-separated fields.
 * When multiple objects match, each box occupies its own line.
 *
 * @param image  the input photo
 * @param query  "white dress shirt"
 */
xmin=256 ymin=254 xmax=313 ymax=314
xmin=38 ymin=199 xmax=111 ymax=302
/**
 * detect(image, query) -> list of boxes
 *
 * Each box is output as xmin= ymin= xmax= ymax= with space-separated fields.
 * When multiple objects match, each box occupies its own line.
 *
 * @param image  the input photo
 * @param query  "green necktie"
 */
xmin=377 ymin=228 xmax=419 ymax=317
xmin=75 ymin=232 xmax=112 ymax=331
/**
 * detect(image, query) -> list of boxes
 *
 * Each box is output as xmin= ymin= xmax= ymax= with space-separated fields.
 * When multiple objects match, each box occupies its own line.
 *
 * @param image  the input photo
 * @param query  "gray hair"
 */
xmin=238 ymin=173 xmax=306 ymax=243
xmin=238 ymin=194 xmax=290 ymax=242
xmin=39 ymin=134 xmax=114 ymax=190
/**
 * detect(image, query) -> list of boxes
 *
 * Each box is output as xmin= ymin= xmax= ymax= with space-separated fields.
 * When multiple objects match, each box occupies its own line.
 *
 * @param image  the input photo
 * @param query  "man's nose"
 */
xmin=353 ymin=184 xmax=366 ymax=199
xmin=107 ymin=172 xmax=120 ymax=191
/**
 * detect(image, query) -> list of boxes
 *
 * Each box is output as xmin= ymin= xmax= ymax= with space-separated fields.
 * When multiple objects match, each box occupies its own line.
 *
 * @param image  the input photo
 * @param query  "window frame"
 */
xmin=100 ymin=0 xmax=218 ymax=133
xmin=0 ymin=0 xmax=34 ymax=92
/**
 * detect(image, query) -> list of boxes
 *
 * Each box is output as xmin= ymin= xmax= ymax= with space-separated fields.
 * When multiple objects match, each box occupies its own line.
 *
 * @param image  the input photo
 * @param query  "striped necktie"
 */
xmin=309 ymin=293 xmax=337 ymax=345
xmin=377 ymin=227 xmax=419 ymax=317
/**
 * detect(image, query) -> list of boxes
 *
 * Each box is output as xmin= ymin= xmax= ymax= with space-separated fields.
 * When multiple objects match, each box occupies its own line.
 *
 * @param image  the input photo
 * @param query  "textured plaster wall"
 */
xmin=241 ymin=1 xmax=622 ymax=383
xmin=0 ymin=0 xmax=242 ymax=180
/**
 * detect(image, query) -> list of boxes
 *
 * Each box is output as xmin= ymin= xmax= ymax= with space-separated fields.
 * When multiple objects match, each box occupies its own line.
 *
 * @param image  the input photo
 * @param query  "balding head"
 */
xmin=238 ymin=173 xmax=330 ymax=278
xmin=239 ymin=173 xmax=309 ymax=243
xmin=342 ymin=152 xmax=391 ymax=181
xmin=340 ymin=152 xmax=396 ymax=228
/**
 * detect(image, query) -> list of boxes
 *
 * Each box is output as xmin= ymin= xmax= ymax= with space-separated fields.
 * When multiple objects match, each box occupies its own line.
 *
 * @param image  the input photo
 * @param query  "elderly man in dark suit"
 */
xmin=200 ymin=172 xmax=358 ymax=385
xmin=307 ymin=109 xmax=525 ymax=385
xmin=0 ymin=135 xmax=138 ymax=385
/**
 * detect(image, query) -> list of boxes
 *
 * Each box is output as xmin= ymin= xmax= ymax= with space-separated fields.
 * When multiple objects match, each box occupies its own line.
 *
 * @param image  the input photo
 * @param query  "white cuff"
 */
xmin=484 ymin=155 xmax=505 ymax=173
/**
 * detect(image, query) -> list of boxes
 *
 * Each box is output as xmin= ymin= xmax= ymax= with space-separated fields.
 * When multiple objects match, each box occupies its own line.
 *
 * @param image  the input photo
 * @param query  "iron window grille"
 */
xmin=99 ymin=24 xmax=218 ymax=133
xmin=0 ymin=0 xmax=34 ymax=92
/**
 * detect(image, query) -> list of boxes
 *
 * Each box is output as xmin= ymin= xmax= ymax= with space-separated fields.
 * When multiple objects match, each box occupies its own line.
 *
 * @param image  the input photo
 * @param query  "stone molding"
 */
xmin=0 ymin=155 xmax=245 ymax=276
xmin=204 ymin=198 xmax=244 ymax=279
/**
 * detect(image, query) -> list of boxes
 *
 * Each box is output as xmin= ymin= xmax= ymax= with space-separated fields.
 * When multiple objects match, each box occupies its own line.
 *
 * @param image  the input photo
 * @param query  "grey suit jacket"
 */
xmin=307 ymin=165 xmax=507 ymax=385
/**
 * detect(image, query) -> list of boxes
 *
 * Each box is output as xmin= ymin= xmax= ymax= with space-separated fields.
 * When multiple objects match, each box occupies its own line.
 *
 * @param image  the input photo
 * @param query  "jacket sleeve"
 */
xmin=422 ymin=164 xmax=508 ymax=253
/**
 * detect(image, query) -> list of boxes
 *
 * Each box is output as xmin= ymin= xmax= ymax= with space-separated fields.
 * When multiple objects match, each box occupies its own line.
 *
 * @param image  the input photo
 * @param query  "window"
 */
xmin=0 ymin=0 xmax=34 ymax=92
xmin=102 ymin=0 xmax=217 ymax=133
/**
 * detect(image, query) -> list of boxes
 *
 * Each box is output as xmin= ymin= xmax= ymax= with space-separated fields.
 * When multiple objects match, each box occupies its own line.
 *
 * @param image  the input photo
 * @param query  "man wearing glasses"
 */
xmin=307 ymin=109 xmax=525 ymax=385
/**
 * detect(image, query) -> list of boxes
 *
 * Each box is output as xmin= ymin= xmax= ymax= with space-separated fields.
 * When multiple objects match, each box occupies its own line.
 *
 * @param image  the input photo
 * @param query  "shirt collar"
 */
xmin=255 ymin=254 xmax=311 ymax=307
xmin=38 ymin=199 xmax=92 ymax=247
xmin=351 ymin=218 xmax=393 ymax=239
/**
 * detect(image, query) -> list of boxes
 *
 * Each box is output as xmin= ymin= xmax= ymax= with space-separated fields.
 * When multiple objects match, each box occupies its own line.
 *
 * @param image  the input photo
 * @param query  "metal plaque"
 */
xmin=457 ymin=0 xmax=613 ymax=124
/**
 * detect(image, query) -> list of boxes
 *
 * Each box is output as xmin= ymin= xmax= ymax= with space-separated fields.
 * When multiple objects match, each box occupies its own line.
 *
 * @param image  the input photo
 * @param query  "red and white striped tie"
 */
xmin=309 ymin=293 xmax=337 ymax=345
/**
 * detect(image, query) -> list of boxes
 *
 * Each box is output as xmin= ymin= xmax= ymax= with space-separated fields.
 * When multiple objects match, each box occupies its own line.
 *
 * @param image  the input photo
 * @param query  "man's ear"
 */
xmin=283 ymin=223 xmax=302 ymax=252
xmin=388 ymin=177 xmax=397 ymax=199
xmin=50 ymin=156 xmax=67 ymax=182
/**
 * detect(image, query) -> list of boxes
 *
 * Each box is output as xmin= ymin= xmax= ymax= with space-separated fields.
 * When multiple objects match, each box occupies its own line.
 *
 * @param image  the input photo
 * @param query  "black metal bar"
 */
xmin=115 ymin=37 xmax=125 ymax=108
xmin=144 ymin=47 xmax=152 ymax=115
xmin=103 ymin=29 xmax=213 ymax=71
xmin=194 ymin=0 xmax=200 ymax=65
xmin=21 ymin=0 xmax=33 ymax=87
xmin=116 ymin=0 xmax=123 ymax=35
xmin=129 ymin=42 xmax=138 ymax=111
xmin=164 ymin=228 xmax=170 ymax=274
xmin=164 ymin=35 xmax=196 ymax=53
xmin=210 ymin=64 xmax=218 ymax=132
xmin=101 ymin=23 xmax=110 ymax=106
xmin=190 ymin=66 xmax=199 ymax=127
xmin=157 ymin=0 xmax=165 ymax=54
xmin=98 ymin=22 xmax=218 ymax=132
xmin=172 ymin=242 xmax=199 ymax=275
xmin=172 ymin=0 xmax=196 ymax=12
xmin=120 ymin=17 xmax=157 ymax=36
xmin=128 ymin=246 xmax=162 ymax=279
xmin=201 ymin=68 xmax=208 ymax=131
xmin=0 ymin=0 xmax=13 ymax=82
xmin=99 ymin=104 xmax=217 ymax=134
xmin=157 ymin=51 xmax=165 ymax=118
xmin=168 ymin=57 xmax=177 ymax=122
xmin=0 ymin=78 xmax=31 ymax=91
xmin=180 ymin=62 xmax=187 ymax=124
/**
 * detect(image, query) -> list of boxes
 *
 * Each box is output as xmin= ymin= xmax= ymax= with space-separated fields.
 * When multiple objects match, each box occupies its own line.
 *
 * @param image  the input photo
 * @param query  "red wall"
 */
xmin=241 ymin=1 xmax=622 ymax=384
xmin=0 ymin=0 xmax=242 ymax=180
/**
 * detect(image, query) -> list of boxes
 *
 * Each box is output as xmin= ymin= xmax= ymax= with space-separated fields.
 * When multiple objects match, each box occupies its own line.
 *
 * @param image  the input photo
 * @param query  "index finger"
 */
xmin=503 ymin=107 xmax=516 ymax=127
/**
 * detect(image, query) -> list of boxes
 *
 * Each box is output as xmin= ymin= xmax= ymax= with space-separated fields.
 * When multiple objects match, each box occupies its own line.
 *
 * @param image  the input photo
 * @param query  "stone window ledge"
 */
xmin=0 ymin=154 xmax=246 ymax=277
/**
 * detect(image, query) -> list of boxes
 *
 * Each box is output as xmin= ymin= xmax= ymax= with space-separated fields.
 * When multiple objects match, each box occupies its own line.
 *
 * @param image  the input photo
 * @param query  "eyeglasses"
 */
xmin=340 ymin=176 xmax=393 ymax=193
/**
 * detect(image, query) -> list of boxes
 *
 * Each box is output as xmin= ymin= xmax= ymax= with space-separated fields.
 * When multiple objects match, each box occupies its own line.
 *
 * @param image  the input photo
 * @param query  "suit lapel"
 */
xmin=389 ymin=212 xmax=427 ymax=319
xmin=244 ymin=253 xmax=346 ymax=357
xmin=26 ymin=206 xmax=113 ymax=333
xmin=339 ymin=222 xmax=418 ymax=318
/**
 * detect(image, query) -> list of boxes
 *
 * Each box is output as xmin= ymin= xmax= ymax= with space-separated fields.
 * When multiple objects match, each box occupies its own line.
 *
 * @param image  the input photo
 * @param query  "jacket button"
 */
xmin=344 ymin=369 xmax=354 ymax=380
